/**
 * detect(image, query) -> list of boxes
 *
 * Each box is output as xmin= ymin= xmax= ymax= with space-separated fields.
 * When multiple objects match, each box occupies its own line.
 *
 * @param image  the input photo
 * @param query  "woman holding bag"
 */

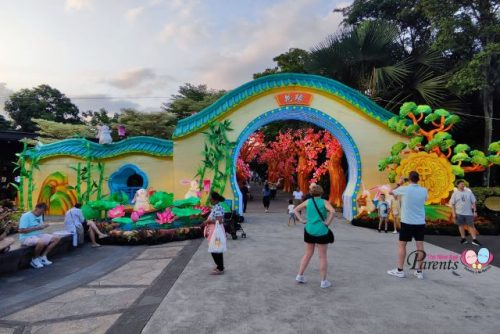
xmin=294 ymin=184 xmax=335 ymax=288
xmin=203 ymin=191 xmax=227 ymax=275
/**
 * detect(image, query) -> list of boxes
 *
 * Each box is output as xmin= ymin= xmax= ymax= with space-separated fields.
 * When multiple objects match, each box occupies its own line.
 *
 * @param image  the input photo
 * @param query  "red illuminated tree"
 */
xmin=312 ymin=132 xmax=345 ymax=206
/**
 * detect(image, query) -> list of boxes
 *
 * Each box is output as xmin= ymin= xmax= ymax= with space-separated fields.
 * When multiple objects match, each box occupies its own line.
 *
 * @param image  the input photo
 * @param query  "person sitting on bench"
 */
xmin=18 ymin=203 xmax=61 ymax=269
xmin=64 ymin=203 xmax=108 ymax=248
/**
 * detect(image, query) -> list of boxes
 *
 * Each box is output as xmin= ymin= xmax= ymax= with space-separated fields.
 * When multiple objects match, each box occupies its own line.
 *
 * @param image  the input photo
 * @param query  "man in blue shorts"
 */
xmin=387 ymin=171 xmax=428 ymax=279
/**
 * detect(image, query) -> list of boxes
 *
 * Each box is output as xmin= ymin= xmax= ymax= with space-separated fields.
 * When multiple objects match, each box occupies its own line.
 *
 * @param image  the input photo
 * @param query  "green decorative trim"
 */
xmin=173 ymin=73 xmax=395 ymax=138
xmin=24 ymin=136 xmax=173 ymax=161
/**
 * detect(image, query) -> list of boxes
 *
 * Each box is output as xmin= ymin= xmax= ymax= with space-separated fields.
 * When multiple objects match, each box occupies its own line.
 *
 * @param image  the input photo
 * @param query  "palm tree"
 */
xmin=308 ymin=21 xmax=454 ymax=112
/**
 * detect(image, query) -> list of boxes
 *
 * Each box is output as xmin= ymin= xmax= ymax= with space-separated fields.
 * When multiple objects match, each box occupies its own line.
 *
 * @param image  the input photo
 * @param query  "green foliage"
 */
xmin=454 ymin=144 xmax=470 ymax=154
xmin=173 ymin=197 xmax=200 ymax=208
xmin=470 ymin=187 xmax=500 ymax=212
xmin=0 ymin=115 xmax=12 ymax=130
xmin=399 ymin=102 xmax=417 ymax=117
xmin=149 ymin=191 xmax=174 ymax=210
xmin=32 ymin=118 xmax=94 ymax=144
xmin=171 ymin=207 xmax=202 ymax=217
xmin=88 ymin=200 xmax=119 ymax=211
xmin=416 ymin=105 xmax=432 ymax=115
xmin=423 ymin=113 xmax=439 ymax=124
xmin=161 ymin=83 xmax=226 ymax=122
xmin=408 ymin=136 xmax=423 ymax=149
xmin=117 ymin=109 xmax=176 ymax=139
xmin=444 ymin=115 xmax=460 ymax=126
xmin=109 ymin=191 xmax=129 ymax=205
xmin=451 ymin=152 xmax=470 ymax=163
xmin=488 ymin=141 xmax=500 ymax=152
xmin=4 ymin=84 xmax=81 ymax=132
xmin=81 ymin=204 xmax=100 ymax=220
xmin=433 ymin=108 xmax=449 ymax=117
xmin=405 ymin=124 xmax=420 ymax=136
xmin=451 ymin=165 xmax=465 ymax=177
xmin=82 ymin=108 xmax=119 ymax=127
xmin=388 ymin=170 xmax=397 ymax=183
xmin=254 ymin=48 xmax=311 ymax=79
xmin=390 ymin=142 xmax=407 ymax=156
xmin=489 ymin=155 xmax=500 ymax=165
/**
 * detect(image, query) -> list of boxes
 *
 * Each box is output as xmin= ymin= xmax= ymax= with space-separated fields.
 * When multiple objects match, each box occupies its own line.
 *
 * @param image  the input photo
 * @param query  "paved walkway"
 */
xmin=143 ymin=197 xmax=500 ymax=334
xmin=1 ymin=193 xmax=499 ymax=333
xmin=0 ymin=240 xmax=200 ymax=334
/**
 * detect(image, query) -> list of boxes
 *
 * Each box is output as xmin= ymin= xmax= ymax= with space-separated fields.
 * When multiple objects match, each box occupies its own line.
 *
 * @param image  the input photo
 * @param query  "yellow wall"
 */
xmin=31 ymin=87 xmax=406 ymax=216
xmin=173 ymin=88 xmax=407 ymax=200
xmin=28 ymin=154 xmax=173 ymax=211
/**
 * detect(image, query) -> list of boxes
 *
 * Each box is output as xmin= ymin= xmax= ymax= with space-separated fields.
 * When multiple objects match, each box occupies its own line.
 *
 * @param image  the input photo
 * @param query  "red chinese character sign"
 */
xmin=275 ymin=92 xmax=313 ymax=106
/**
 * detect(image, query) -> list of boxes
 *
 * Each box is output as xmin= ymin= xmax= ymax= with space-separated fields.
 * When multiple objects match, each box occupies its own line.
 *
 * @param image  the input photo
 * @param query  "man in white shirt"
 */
xmin=450 ymin=180 xmax=480 ymax=246
xmin=292 ymin=187 xmax=304 ymax=206
xmin=387 ymin=171 xmax=428 ymax=279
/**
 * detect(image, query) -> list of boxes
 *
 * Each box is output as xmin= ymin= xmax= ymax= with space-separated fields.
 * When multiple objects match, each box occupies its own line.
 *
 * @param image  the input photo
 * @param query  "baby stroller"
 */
xmin=223 ymin=210 xmax=246 ymax=240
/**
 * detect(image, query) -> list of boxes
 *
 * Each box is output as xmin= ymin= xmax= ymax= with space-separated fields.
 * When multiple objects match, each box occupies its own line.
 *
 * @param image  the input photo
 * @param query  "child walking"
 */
xmin=377 ymin=194 xmax=390 ymax=233
xmin=287 ymin=199 xmax=296 ymax=226
xmin=203 ymin=191 xmax=226 ymax=275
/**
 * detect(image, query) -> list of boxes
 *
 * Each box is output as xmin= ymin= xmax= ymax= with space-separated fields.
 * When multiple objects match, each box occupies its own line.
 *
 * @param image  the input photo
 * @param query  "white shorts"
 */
xmin=21 ymin=233 xmax=56 ymax=247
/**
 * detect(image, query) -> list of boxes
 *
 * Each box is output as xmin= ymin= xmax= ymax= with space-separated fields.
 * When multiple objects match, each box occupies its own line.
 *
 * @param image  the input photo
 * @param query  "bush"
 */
xmin=470 ymin=187 xmax=500 ymax=213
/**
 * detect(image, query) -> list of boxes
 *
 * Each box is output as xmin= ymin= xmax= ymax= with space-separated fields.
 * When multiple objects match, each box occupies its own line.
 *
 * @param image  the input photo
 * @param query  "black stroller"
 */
xmin=223 ymin=210 xmax=246 ymax=240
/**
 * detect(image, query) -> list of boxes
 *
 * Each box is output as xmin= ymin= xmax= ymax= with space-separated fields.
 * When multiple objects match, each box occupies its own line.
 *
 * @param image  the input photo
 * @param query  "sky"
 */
xmin=0 ymin=0 xmax=349 ymax=116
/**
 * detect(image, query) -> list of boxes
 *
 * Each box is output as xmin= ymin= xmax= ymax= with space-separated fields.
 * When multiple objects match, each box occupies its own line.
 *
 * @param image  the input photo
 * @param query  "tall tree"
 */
xmin=422 ymin=0 xmax=500 ymax=185
xmin=162 ymin=83 xmax=226 ymax=122
xmin=118 ymin=109 xmax=175 ymax=139
xmin=82 ymin=108 xmax=119 ymax=127
xmin=308 ymin=20 xmax=453 ymax=111
xmin=336 ymin=0 xmax=433 ymax=52
xmin=4 ymin=85 xmax=81 ymax=132
xmin=0 ymin=115 xmax=12 ymax=130
xmin=253 ymin=48 xmax=311 ymax=79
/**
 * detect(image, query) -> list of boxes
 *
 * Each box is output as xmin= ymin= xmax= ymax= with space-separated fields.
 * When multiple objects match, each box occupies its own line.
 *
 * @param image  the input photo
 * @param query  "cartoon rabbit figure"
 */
xmin=132 ymin=188 xmax=151 ymax=212
xmin=97 ymin=125 xmax=112 ymax=145
xmin=181 ymin=180 xmax=201 ymax=199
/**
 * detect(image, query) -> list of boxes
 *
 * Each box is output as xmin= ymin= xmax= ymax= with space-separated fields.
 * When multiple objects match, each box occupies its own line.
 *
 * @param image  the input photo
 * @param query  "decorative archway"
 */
xmin=230 ymin=106 xmax=361 ymax=221
xmin=108 ymin=164 xmax=149 ymax=202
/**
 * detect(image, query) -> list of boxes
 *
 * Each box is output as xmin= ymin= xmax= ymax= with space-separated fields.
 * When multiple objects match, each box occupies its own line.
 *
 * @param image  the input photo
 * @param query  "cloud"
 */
xmin=65 ymin=0 xmax=93 ymax=11
xmin=103 ymin=68 xmax=177 ymax=97
xmin=71 ymin=94 xmax=142 ymax=114
xmin=125 ymin=6 xmax=144 ymax=22
xmin=106 ymin=68 xmax=157 ymax=89
xmin=157 ymin=0 xmax=210 ymax=49
xmin=191 ymin=0 xmax=344 ymax=89
xmin=0 ymin=83 xmax=15 ymax=118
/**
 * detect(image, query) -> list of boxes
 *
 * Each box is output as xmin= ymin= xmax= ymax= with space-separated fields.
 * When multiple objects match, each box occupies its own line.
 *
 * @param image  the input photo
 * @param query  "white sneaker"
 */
xmin=320 ymin=280 xmax=332 ymax=289
xmin=30 ymin=258 xmax=44 ymax=269
xmin=392 ymin=230 xmax=398 ymax=234
xmin=295 ymin=275 xmax=306 ymax=283
xmin=414 ymin=271 xmax=424 ymax=279
xmin=387 ymin=268 xmax=405 ymax=278
xmin=39 ymin=256 xmax=52 ymax=266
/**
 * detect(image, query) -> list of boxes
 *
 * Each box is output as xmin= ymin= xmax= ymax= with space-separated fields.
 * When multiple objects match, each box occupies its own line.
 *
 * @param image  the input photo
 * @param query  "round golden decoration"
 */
xmin=396 ymin=152 xmax=455 ymax=204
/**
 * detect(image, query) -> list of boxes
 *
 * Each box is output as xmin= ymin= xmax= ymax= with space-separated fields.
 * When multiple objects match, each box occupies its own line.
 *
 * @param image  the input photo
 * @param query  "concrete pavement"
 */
xmin=143 ymin=198 xmax=500 ymax=334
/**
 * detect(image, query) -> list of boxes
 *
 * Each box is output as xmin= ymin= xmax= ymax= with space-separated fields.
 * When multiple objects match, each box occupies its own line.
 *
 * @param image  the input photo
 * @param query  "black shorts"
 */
xmin=399 ymin=223 xmax=425 ymax=242
xmin=304 ymin=229 xmax=334 ymax=244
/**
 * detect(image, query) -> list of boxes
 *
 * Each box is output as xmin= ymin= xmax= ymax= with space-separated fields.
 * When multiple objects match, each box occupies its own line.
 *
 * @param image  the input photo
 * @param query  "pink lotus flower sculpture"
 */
xmin=108 ymin=205 xmax=125 ymax=219
xmin=155 ymin=208 xmax=176 ymax=225
xmin=194 ymin=205 xmax=211 ymax=215
xmin=130 ymin=208 xmax=145 ymax=222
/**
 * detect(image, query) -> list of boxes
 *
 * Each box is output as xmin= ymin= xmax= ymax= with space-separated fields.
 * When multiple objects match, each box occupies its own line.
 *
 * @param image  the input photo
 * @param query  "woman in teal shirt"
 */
xmin=293 ymin=184 xmax=335 ymax=288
